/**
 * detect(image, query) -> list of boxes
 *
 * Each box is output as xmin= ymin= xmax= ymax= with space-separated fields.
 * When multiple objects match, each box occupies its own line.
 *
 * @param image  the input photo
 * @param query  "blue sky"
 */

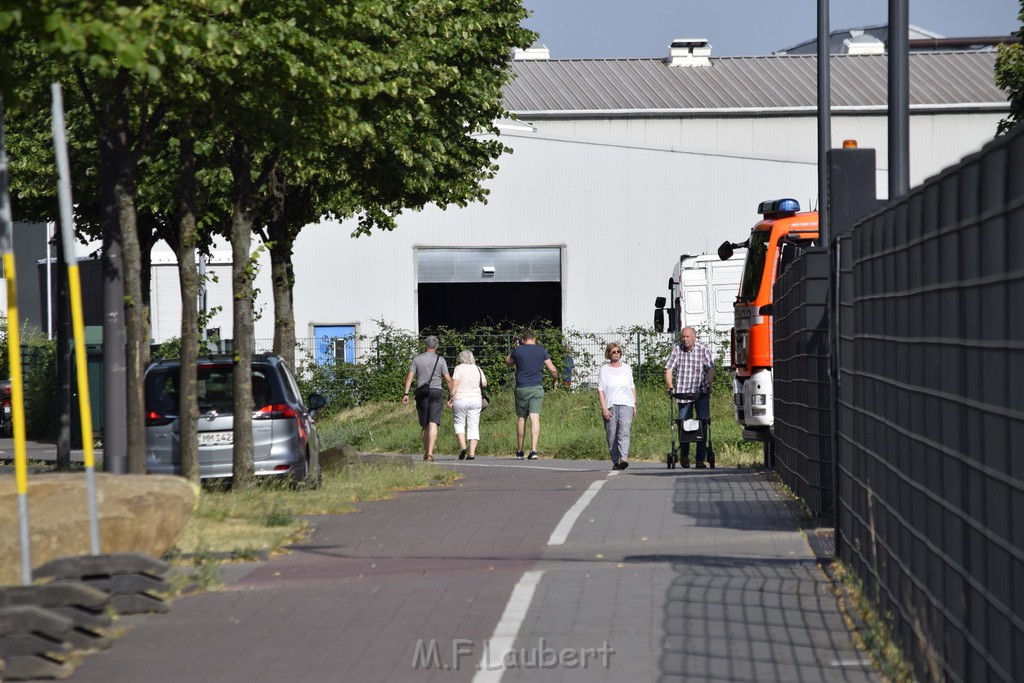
xmin=521 ymin=0 xmax=1020 ymax=58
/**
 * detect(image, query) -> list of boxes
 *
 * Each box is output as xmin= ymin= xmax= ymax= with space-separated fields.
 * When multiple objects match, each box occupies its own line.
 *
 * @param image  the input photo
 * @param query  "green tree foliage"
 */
xmin=1 ymin=1 xmax=536 ymax=483
xmin=252 ymin=0 xmax=537 ymax=368
xmin=995 ymin=1 xmax=1024 ymax=133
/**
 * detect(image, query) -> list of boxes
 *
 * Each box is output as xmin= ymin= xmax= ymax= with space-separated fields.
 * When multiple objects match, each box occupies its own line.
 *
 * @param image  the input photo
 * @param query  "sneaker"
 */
xmin=527 ymin=452 xmax=538 ymax=460
xmin=466 ymin=456 xmax=475 ymax=460
xmin=458 ymin=449 xmax=467 ymax=460
xmin=618 ymin=460 xmax=629 ymax=470
xmin=516 ymin=451 xmax=525 ymax=460
xmin=695 ymin=462 xmax=707 ymax=469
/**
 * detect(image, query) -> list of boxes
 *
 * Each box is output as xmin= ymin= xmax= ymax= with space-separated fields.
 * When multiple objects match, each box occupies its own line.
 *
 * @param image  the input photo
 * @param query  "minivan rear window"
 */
xmin=147 ymin=364 xmax=280 ymax=415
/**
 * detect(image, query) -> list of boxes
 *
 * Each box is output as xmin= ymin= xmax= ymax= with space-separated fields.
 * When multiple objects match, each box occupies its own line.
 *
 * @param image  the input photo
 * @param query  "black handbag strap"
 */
xmin=428 ymin=354 xmax=441 ymax=384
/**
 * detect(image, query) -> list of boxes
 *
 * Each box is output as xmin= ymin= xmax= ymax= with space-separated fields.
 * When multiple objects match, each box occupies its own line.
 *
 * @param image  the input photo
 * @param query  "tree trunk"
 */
xmin=176 ymin=131 xmax=200 ymax=483
xmin=138 ymin=214 xmax=157 ymax=314
xmin=99 ymin=107 xmax=127 ymax=473
xmin=228 ymin=135 xmax=256 ymax=490
xmin=119 ymin=154 xmax=147 ymax=473
xmin=267 ymin=221 xmax=297 ymax=369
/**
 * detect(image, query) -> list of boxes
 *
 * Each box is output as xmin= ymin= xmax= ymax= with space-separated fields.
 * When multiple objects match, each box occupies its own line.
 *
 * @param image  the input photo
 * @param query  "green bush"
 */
xmin=293 ymin=320 xmax=734 ymax=423
xmin=0 ymin=326 xmax=58 ymax=441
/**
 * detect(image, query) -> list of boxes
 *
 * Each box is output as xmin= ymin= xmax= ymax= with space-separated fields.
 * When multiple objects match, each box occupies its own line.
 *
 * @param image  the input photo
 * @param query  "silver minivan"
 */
xmin=144 ymin=354 xmax=326 ymax=485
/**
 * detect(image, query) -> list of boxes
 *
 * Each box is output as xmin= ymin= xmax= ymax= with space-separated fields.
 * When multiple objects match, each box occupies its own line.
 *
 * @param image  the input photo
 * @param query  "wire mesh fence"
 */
xmin=254 ymin=326 xmax=729 ymax=409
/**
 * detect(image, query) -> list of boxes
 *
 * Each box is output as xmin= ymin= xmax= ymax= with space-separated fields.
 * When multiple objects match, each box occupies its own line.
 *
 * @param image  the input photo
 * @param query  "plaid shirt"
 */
xmin=665 ymin=342 xmax=713 ymax=397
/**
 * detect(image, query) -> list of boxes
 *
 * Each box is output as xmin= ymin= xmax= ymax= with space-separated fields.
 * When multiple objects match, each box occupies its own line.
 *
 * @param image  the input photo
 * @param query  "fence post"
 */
xmin=630 ymin=331 xmax=638 ymax=385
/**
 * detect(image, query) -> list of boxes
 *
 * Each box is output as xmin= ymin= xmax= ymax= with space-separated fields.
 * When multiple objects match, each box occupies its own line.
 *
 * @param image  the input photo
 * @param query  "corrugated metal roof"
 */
xmin=503 ymin=51 xmax=1007 ymax=116
xmin=775 ymin=24 xmax=943 ymax=55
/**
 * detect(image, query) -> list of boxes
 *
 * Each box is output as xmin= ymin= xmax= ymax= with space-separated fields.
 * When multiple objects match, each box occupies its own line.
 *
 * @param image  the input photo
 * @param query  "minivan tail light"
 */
xmin=146 ymin=411 xmax=175 ymax=426
xmin=253 ymin=403 xmax=298 ymax=420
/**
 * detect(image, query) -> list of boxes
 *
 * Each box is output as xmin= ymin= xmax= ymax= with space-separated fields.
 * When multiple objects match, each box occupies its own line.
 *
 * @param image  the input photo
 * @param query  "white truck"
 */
xmin=655 ymin=251 xmax=746 ymax=354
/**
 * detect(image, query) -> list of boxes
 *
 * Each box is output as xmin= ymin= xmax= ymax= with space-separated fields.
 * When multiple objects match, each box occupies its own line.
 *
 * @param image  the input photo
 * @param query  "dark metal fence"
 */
xmin=773 ymin=125 xmax=1024 ymax=682
xmin=836 ymin=126 xmax=1024 ymax=683
xmin=772 ymin=247 xmax=833 ymax=516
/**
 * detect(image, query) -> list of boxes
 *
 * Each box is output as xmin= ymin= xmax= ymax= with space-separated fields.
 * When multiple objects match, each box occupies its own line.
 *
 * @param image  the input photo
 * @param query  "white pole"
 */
xmin=46 ymin=221 xmax=54 ymax=338
xmin=51 ymin=82 xmax=101 ymax=556
xmin=0 ymin=94 xmax=33 ymax=585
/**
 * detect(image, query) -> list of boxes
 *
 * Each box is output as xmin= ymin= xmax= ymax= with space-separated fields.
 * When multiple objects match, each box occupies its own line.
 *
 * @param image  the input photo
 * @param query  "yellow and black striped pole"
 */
xmin=51 ymin=83 xmax=100 ymax=555
xmin=0 ymin=94 xmax=33 ymax=584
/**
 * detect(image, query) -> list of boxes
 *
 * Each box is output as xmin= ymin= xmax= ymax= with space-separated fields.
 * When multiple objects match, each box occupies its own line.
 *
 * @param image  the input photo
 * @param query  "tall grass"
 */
xmin=318 ymin=384 xmax=764 ymax=467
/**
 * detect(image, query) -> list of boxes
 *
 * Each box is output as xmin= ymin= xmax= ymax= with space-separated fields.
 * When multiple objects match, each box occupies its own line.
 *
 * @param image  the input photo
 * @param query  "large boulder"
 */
xmin=320 ymin=444 xmax=360 ymax=472
xmin=0 ymin=474 xmax=198 ymax=586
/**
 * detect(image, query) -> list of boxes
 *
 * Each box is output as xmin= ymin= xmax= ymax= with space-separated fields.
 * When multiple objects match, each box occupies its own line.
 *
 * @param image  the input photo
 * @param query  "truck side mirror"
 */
xmin=718 ymin=241 xmax=734 ymax=261
xmin=654 ymin=297 xmax=667 ymax=332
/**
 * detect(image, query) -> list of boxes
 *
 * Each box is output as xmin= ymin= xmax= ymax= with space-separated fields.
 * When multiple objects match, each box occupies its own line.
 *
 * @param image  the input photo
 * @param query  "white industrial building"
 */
xmin=144 ymin=27 xmax=1010 ymax=352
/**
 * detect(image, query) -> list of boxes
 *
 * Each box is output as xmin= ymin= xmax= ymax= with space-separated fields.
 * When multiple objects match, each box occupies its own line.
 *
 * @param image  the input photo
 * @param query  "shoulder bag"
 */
xmin=478 ymin=366 xmax=490 ymax=410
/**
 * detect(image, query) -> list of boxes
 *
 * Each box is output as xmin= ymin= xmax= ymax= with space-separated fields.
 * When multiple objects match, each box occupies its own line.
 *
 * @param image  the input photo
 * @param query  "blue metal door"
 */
xmin=313 ymin=325 xmax=356 ymax=365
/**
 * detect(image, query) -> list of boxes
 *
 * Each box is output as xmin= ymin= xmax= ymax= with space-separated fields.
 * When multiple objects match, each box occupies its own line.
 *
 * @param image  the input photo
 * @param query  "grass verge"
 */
xmin=163 ymin=462 xmax=460 ymax=591
xmin=318 ymin=384 xmax=765 ymax=467
xmin=830 ymin=562 xmax=914 ymax=683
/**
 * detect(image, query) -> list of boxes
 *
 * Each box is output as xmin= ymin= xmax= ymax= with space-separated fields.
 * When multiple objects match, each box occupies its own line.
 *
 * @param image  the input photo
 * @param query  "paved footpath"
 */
xmin=55 ymin=458 xmax=879 ymax=683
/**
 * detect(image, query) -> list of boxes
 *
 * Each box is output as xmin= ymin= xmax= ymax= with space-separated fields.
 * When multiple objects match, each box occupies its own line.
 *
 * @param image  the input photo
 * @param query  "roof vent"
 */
xmin=513 ymin=43 xmax=551 ymax=61
xmin=843 ymin=32 xmax=886 ymax=55
xmin=667 ymin=38 xmax=711 ymax=67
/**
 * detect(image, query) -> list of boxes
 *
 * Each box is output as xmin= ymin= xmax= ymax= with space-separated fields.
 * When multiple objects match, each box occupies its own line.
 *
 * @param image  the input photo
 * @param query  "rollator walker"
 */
xmin=666 ymin=391 xmax=715 ymax=469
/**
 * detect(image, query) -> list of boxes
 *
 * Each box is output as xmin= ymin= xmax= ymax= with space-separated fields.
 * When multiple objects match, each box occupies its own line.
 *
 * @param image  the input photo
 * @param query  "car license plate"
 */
xmin=198 ymin=431 xmax=233 ymax=446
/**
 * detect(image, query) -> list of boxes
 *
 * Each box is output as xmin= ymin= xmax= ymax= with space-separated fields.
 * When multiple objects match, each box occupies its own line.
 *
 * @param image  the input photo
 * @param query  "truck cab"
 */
xmin=655 ymin=252 xmax=746 ymax=344
xmin=719 ymin=198 xmax=818 ymax=441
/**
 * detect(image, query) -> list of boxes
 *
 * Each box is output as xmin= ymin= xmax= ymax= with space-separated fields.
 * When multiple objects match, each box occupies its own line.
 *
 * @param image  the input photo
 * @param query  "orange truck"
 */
xmin=717 ymin=198 xmax=818 ymax=446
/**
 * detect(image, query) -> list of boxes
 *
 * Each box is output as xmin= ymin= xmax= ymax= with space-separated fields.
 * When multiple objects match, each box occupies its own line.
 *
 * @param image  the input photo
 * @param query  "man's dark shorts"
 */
xmin=514 ymin=385 xmax=545 ymax=417
xmin=416 ymin=388 xmax=444 ymax=426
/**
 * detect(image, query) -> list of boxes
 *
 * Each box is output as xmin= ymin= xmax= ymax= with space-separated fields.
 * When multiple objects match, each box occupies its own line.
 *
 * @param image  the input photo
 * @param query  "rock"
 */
xmin=0 ymin=474 xmax=198 ymax=586
xmin=320 ymin=444 xmax=360 ymax=472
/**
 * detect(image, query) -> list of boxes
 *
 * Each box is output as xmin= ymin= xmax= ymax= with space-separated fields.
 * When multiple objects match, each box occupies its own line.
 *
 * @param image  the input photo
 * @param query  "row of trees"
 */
xmin=0 ymin=1 xmax=536 ymax=486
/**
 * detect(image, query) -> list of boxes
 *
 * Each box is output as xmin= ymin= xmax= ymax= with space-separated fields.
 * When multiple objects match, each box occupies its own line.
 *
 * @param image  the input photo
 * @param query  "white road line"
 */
xmin=547 ymin=480 xmax=605 ymax=546
xmin=447 ymin=462 xmax=613 ymax=472
xmin=472 ymin=479 xmax=606 ymax=682
xmin=472 ymin=569 xmax=545 ymax=683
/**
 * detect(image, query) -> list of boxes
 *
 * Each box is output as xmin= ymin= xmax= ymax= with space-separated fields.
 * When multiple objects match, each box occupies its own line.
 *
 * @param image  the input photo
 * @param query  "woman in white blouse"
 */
xmin=449 ymin=349 xmax=487 ymax=460
xmin=597 ymin=342 xmax=636 ymax=470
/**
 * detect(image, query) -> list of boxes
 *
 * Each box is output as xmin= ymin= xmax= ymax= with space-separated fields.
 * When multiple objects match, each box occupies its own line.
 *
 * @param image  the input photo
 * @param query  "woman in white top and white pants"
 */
xmin=449 ymin=349 xmax=487 ymax=460
xmin=597 ymin=341 xmax=636 ymax=470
